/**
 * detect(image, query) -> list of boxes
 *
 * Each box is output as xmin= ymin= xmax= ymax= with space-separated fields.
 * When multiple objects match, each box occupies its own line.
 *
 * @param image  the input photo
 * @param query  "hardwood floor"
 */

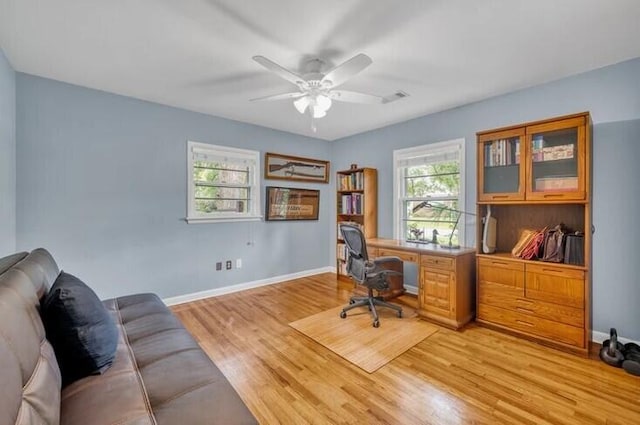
xmin=171 ymin=273 xmax=640 ymax=425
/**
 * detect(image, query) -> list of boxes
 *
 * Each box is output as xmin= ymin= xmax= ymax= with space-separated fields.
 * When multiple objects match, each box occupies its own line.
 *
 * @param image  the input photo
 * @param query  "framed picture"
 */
xmin=264 ymin=152 xmax=330 ymax=183
xmin=265 ymin=186 xmax=320 ymax=221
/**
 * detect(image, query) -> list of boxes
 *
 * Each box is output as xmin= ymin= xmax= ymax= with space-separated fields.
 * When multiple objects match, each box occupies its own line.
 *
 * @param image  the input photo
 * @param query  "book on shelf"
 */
xmin=336 ymin=243 xmax=348 ymax=261
xmin=338 ymin=193 xmax=363 ymax=215
xmin=485 ymin=138 xmax=520 ymax=167
xmin=338 ymin=171 xmax=364 ymax=191
xmin=338 ymin=261 xmax=348 ymax=276
xmin=532 ymin=143 xmax=575 ymax=162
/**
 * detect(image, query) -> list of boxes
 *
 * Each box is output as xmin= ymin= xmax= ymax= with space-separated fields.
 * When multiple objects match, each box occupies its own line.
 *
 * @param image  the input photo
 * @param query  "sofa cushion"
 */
xmin=42 ymin=272 xmax=118 ymax=385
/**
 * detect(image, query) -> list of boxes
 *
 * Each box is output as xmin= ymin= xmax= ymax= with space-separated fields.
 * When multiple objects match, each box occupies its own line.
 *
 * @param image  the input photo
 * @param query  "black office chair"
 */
xmin=339 ymin=224 xmax=403 ymax=327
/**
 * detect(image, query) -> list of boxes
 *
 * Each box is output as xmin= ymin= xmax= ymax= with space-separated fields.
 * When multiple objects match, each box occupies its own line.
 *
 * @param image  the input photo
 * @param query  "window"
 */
xmin=187 ymin=141 xmax=261 ymax=223
xmin=393 ymin=139 xmax=465 ymax=245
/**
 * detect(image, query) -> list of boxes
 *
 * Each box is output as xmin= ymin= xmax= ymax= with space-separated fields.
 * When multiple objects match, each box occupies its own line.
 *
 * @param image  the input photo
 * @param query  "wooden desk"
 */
xmin=367 ymin=238 xmax=476 ymax=329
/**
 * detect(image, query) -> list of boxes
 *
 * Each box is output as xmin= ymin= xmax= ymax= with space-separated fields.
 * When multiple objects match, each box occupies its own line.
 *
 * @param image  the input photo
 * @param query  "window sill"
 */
xmin=186 ymin=215 xmax=263 ymax=224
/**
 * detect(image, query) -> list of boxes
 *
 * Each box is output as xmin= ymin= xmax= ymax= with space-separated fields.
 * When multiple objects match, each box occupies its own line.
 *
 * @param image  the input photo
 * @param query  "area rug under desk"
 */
xmin=289 ymin=305 xmax=438 ymax=373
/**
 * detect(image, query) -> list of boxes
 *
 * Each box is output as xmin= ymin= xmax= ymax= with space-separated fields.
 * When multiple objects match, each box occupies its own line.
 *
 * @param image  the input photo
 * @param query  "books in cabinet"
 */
xmin=484 ymin=138 xmax=520 ymax=167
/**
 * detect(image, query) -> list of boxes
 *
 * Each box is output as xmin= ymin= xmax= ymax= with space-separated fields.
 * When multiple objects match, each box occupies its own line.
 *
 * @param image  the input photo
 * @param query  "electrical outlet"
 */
xmin=216 ymin=262 xmax=222 ymax=271
xmin=226 ymin=260 xmax=232 ymax=270
xmin=236 ymin=258 xmax=242 ymax=269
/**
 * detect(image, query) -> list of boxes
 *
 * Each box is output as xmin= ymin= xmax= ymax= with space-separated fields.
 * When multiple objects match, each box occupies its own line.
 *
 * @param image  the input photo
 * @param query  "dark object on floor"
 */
xmin=599 ymin=328 xmax=624 ymax=367
xmin=339 ymin=223 xmax=403 ymax=328
xmin=623 ymin=343 xmax=640 ymax=376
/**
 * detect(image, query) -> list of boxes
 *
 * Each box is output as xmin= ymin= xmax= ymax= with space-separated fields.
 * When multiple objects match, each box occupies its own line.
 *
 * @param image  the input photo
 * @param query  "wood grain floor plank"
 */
xmin=172 ymin=273 xmax=640 ymax=425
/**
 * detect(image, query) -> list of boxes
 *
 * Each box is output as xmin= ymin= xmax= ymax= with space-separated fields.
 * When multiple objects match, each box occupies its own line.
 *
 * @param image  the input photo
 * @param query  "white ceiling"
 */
xmin=1 ymin=0 xmax=640 ymax=141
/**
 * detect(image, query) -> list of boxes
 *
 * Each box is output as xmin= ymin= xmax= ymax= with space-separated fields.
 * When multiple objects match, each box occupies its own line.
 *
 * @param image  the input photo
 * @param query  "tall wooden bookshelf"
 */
xmin=336 ymin=167 xmax=377 ymax=280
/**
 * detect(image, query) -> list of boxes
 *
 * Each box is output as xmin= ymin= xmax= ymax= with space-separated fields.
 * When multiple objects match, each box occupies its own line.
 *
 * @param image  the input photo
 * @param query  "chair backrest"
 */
xmin=339 ymin=224 xmax=368 ymax=283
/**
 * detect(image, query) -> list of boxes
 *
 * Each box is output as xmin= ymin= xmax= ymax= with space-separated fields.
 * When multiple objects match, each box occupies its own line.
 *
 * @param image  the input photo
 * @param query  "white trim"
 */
xmin=392 ymin=138 xmax=466 ymax=242
xmin=163 ymin=266 xmax=334 ymax=306
xmin=187 ymin=140 xmax=261 ymax=223
xmin=591 ymin=330 xmax=640 ymax=345
xmin=186 ymin=216 xmax=262 ymax=224
xmin=404 ymin=284 xmax=418 ymax=295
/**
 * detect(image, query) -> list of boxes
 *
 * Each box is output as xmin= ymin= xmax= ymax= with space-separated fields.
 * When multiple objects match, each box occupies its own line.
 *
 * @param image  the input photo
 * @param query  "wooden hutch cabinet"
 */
xmin=475 ymin=112 xmax=592 ymax=355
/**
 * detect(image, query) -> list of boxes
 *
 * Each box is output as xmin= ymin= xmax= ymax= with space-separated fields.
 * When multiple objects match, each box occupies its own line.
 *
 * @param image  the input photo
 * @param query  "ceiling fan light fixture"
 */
xmin=316 ymin=94 xmax=332 ymax=111
xmin=293 ymin=96 xmax=310 ymax=114
xmin=312 ymin=106 xmax=327 ymax=118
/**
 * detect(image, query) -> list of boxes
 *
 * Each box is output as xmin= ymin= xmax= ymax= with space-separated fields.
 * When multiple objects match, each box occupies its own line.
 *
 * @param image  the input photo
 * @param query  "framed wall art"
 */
xmin=264 ymin=152 xmax=330 ymax=183
xmin=265 ymin=186 xmax=320 ymax=221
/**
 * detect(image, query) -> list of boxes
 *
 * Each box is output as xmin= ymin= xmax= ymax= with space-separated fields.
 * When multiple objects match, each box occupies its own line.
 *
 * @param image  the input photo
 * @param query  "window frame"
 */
xmin=392 ymin=138 xmax=466 ymax=244
xmin=186 ymin=141 xmax=262 ymax=224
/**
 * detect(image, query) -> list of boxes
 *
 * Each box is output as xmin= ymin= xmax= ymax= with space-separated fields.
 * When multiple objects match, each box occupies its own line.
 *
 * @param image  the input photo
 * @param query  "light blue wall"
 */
xmin=12 ymin=56 xmax=640 ymax=339
xmin=16 ymin=75 xmax=332 ymax=299
xmin=0 ymin=50 xmax=16 ymax=256
xmin=332 ymin=57 xmax=640 ymax=340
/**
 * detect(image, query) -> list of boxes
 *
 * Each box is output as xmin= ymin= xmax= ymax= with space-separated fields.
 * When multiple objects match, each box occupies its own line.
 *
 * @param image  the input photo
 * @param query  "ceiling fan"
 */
xmin=251 ymin=53 xmax=395 ymax=121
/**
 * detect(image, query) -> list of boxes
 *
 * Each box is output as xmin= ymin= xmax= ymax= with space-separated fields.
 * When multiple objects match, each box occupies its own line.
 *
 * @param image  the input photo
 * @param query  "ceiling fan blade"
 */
xmin=329 ymin=90 xmax=384 ymax=104
xmin=250 ymin=92 xmax=305 ymax=102
xmin=252 ymin=56 xmax=304 ymax=86
xmin=321 ymin=53 xmax=372 ymax=88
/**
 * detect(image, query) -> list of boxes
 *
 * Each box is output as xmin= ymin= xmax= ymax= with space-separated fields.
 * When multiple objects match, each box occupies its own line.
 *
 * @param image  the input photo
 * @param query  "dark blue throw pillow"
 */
xmin=42 ymin=271 xmax=118 ymax=386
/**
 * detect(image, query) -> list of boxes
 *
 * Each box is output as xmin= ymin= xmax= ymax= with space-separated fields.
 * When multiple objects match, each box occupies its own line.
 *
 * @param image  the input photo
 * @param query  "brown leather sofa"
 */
xmin=0 ymin=248 xmax=257 ymax=425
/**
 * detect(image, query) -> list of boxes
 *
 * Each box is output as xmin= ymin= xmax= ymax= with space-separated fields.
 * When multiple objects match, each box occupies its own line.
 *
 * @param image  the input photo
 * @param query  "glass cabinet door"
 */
xmin=526 ymin=116 xmax=586 ymax=201
xmin=478 ymin=128 xmax=525 ymax=201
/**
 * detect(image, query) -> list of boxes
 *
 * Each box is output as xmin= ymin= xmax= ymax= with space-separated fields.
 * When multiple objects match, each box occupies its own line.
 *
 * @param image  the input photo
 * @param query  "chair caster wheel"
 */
xmin=397 ymin=311 xmax=403 ymax=318
xmin=349 ymin=299 xmax=355 ymax=305
xmin=373 ymin=320 xmax=380 ymax=328
xmin=340 ymin=311 xmax=347 ymax=319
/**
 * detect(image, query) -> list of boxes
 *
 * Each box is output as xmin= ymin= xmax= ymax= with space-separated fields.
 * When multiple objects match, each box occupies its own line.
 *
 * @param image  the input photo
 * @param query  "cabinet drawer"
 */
xmin=514 ymin=298 xmax=584 ymax=328
xmin=478 ymin=257 xmax=524 ymax=271
xmin=478 ymin=303 xmax=584 ymax=348
xmin=478 ymin=258 xmax=524 ymax=290
xmin=378 ymin=248 xmax=418 ymax=263
xmin=421 ymin=254 xmax=454 ymax=270
xmin=525 ymin=264 xmax=585 ymax=308
xmin=478 ymin=281 xmax=522 ymax=307
xmin=478 ymin=282 xmax=584 ymax=327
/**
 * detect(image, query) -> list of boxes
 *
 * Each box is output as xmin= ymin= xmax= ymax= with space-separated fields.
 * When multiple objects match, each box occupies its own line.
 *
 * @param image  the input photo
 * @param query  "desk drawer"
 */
xmin=478 ymin=303 xmax=584 ymax=348
xmin=378 ymin=248 xmax=418 ymax=263
xmin=421 ymin=254 xmax=454 ymax=271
